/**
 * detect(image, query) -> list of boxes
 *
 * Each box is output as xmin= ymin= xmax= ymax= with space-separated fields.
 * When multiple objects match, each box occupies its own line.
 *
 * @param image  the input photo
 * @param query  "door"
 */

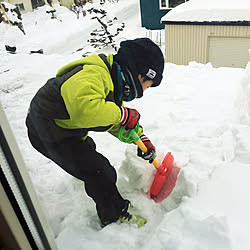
xmin=208 ymin=36 xmax=250 ymax=68
xmin=31 ymin=0 xmax=45 ymax=9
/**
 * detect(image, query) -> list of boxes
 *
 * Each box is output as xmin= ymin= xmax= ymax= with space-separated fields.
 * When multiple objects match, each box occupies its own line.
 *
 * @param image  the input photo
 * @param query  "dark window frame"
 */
xmin=159 ymin=0 xmax=189 ymax=10
xmin=15 ymin=3 xmax=25 ymax=11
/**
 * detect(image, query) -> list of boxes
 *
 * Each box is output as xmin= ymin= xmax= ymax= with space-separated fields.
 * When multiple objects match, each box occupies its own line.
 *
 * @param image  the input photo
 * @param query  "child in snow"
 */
xmin=26 ymin=38 xmax=164 ymax=227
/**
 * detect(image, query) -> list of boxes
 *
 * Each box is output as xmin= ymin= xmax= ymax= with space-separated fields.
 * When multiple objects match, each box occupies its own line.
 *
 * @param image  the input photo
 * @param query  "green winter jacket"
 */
xmin=27 ymin=53 xmax=143 ymax=142
xmin=54 ymin=54 xmax=122 ymax=138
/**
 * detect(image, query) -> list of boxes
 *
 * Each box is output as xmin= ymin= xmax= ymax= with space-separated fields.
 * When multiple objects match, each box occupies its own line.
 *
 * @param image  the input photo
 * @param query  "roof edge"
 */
xmin=161 ymin=20 xmax=250 ymax=26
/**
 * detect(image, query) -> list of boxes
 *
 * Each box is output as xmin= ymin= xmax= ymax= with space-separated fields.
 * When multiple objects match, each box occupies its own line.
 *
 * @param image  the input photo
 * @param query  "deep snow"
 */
xmin=1 ymin=1 xmax=250 ymax=250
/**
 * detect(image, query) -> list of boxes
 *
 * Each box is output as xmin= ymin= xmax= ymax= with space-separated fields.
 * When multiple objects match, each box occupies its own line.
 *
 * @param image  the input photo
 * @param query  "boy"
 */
xmin=26 ymin=38 xmax=164 ymax=227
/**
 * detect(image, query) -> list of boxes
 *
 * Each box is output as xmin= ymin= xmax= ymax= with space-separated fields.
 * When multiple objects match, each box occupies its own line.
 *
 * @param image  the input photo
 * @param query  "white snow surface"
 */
xmin=161 ymin=0 xmax=250 ymax=22
xmin=1 ymin=1 xmax=250 ymax=249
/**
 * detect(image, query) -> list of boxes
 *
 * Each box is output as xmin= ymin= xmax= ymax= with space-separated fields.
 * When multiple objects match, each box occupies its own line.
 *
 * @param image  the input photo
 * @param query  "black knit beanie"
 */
xmin=113 ymin=38 xmax=164 ymax=88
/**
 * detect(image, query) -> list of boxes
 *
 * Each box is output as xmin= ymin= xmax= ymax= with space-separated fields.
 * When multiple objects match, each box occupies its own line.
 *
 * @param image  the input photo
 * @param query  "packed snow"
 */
xmin=161 ymin=0 xmax=250 ymax=22
xmin=1 ymin=0 xmax=250 ymax=250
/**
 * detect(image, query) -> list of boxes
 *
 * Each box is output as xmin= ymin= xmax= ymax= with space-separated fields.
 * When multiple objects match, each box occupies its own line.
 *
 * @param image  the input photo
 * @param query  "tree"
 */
xmin=0 ymin=2 xmax=25 ymax=34
xmin=71 ymin=0 xmax=86 ymax=19
xmin=87 ymin=6 xmax=125 ymax=51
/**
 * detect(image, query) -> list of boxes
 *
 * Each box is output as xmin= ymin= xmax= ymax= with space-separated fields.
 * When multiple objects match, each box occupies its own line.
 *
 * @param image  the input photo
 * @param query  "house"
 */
xmin=2 ymin=0 xmax=83 ymax=13
xmin=3 ymin=0 xmax=45 ymax=12
xmin=139 ymin=0 xmax=189 ymax=30
xmin=161 ymin=0 xmax=250 ymax=68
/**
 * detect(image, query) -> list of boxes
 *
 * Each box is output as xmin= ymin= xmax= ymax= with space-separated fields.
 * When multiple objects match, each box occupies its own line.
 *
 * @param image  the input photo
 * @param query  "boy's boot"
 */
xmin=119 ymin=200 xmax=147 ymax=228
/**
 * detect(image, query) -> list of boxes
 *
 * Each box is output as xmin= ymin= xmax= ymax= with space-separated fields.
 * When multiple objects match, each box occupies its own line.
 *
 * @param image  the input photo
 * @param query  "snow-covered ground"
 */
xmin=1 ymin=0 xmax=250 ymax=249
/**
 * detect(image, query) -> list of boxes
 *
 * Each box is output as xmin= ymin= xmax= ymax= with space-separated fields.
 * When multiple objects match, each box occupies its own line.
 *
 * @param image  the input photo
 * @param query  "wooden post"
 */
xmin=0 ymin=2 xmax=11 ymax=24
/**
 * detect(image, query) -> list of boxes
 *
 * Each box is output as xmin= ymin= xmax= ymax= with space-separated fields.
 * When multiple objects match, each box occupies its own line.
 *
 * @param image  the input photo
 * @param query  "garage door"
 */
xmin=208 ymin=36 xmax=250 ymax=68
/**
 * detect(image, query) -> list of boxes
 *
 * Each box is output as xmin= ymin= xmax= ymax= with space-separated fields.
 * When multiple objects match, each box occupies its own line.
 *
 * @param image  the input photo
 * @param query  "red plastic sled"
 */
xmin=150 ymin=152 xmax=174 ymax=196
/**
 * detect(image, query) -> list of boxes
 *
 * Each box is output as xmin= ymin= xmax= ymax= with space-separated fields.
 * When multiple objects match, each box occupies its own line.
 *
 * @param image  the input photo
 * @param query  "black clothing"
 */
xmin=26 ymin=115 xmax=126 ymax=224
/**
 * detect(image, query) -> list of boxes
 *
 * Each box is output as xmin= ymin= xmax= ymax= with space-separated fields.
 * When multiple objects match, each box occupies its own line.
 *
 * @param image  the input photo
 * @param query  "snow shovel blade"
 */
xmin=151 ymin=163 xmax=181 ymax=203
xmin=149 ymin=152 xmax=174 ymax=197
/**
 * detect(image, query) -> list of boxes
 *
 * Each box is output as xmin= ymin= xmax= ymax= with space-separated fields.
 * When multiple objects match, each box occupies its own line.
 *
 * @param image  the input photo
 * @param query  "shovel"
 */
xmin=118 ymin=124 xmax=180 ymax=202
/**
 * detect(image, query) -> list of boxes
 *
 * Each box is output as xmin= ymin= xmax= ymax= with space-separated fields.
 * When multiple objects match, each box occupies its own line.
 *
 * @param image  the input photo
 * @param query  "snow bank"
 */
xmin=119 ymin=62 xmax=250 ymax=249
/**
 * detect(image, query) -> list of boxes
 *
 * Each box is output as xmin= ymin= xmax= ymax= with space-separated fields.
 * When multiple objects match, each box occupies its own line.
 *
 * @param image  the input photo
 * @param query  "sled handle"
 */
xmin=117 ymin=123 xmax=140 ymax=143
xmin=117 ymin=125 xmax=160 ymax=169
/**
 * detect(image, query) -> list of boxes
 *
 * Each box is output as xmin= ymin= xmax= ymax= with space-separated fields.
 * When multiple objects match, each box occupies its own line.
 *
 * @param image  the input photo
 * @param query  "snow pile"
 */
xmin=0 ymin=1 xmax=25 ymax=44
xmin=1 ymin=0 xmax=250 ymax=249
xmin=161 ymin=0 xmax=250 ymax=22
xmin=0 ymin=0 xmax=144 ymax=54
xmin=119 ymin=62 xmax=250 ymax=250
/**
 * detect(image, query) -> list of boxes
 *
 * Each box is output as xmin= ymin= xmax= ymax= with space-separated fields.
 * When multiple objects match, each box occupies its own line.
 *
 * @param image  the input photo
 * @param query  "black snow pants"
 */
xmin=26 ymin=115 xmax=126 ymax=225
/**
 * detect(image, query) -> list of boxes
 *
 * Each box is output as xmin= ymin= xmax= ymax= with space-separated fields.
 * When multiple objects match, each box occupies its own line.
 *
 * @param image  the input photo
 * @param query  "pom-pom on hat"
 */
xmin=114 ymin=38 xmax=164 ymax=87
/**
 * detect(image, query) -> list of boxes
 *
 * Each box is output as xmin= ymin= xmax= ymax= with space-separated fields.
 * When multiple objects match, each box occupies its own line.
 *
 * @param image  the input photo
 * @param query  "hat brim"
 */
xmin=151 ymin=74 xmax=163 ymax=87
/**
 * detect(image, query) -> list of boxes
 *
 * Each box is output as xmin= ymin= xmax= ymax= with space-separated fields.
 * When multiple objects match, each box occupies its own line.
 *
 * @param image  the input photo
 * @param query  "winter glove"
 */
xmin=137 ymin=135 xmax=156 ymax=163
xmin=120 ymin=106 xmax=140 ymax=130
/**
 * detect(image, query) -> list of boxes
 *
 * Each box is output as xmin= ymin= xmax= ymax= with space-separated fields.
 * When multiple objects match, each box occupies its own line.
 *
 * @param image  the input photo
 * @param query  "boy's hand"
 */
xmin=120 ymin=107 xmax=140 ymax=130
xmin=137 ymin=135 xmax=156 ymax=163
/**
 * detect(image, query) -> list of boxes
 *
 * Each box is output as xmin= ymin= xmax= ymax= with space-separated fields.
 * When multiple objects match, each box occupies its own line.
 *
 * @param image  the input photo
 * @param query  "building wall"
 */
xmin=140 ymin=0 xmax=170 ymax=30
xmin=165 ymin=24 xmax=250 ymax=67
xmin=5 ymin=0 xmax=33 ymax=12
xmin=59 ymin=0 xmax=73 ymax=9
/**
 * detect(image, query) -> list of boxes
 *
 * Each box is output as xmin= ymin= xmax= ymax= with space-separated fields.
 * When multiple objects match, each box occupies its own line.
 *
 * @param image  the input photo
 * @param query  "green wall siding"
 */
xmin=140 ymin=0 xmax=170 ymax=30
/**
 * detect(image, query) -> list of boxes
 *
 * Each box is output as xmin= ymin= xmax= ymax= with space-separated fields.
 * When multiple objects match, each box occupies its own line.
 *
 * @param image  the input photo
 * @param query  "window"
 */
xmin=161 ymin=0 xmax=167 ymax=8
xmin=16 ymin=3 xmax=25 ymax=11
xmin=159 ymin=0 xmax=189 ymax=9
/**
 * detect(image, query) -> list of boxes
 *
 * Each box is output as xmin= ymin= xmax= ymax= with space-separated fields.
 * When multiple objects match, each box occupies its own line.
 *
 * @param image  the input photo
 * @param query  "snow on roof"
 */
xmin=161 ymin=0 xmax=250 ymax=23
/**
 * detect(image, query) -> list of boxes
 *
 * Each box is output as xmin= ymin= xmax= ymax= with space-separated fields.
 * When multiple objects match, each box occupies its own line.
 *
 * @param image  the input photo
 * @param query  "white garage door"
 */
xmin=208 ymin=36 xmax=250 ymax=68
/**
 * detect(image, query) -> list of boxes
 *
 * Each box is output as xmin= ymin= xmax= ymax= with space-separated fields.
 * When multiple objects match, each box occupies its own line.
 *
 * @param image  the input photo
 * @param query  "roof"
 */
xmin=161 ymin=0 xmax=250 ymax=23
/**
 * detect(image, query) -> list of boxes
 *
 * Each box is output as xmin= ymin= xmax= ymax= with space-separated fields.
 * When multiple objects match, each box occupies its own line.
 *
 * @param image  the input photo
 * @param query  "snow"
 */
xmin=161 ymin=0 xmax=250 ymax=22
xmin=1 ymin=2 xmax=21 ymax=23
xmin=1 ymin=0 xmax=250 ymax=249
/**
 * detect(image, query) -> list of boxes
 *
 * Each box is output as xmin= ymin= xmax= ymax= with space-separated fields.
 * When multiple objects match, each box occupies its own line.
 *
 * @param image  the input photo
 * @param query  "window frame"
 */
xmin=159 ymin=0 xmax=188 ymax=10
xmin=15 ymin=3 xmax=25 ymax=11
xmin=159 ymin=0 xmax=168 ymax=10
